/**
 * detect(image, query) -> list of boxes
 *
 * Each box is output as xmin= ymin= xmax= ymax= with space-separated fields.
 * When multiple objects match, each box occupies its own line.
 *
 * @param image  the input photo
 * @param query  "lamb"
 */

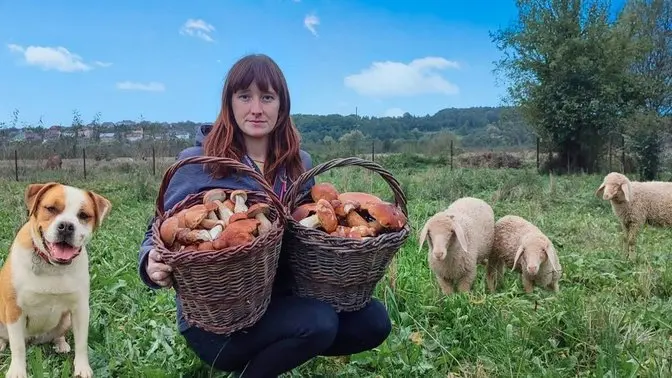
xmin=418 ymin=197 xmax=495 ymax=295
xmin=595 ymin=171 xmax=672 ymax=258
xmin=486 ymin=215 xmax=562 ymax=293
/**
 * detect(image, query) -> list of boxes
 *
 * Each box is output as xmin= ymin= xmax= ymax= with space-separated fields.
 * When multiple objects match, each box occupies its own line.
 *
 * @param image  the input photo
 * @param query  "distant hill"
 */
xmin=0 ymin=106 xmax=537 ymax=149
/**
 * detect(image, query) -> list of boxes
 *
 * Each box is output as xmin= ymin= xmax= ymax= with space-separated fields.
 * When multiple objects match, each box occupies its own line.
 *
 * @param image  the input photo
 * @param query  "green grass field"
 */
xmin=0 ymin=163 xmax=670 ymax=377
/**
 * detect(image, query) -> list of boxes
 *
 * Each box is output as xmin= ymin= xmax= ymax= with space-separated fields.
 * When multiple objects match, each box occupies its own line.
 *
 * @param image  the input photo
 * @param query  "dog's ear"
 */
xmin=87 ymin=190 xmax=112 ymax=228
xmin=24 ymin=182 xmax=59 ymax=217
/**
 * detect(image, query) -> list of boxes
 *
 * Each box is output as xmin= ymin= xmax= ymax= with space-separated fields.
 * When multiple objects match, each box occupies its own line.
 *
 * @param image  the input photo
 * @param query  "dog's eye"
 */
xmin=44 ymin=206 xmax=57 ymax=213
xmin=78 ymin=212 xmax=91 ymax=221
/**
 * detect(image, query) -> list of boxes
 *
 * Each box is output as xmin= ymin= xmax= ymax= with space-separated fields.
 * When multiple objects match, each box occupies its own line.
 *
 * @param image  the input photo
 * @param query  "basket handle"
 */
xmin=154 ymin=155 xmax=284 ymax=217
xmin=284 ymin=156 xmax=408 ymax=216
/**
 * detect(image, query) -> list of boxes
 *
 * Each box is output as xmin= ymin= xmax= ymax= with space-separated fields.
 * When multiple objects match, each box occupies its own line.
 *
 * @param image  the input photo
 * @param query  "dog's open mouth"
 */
xmin=45 ymin=241 xmax=82 ymax=264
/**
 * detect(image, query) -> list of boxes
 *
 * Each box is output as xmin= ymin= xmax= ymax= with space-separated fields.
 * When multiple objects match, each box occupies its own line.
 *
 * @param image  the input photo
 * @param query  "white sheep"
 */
xmin=595 ymin=171 xmax=672 ymax=258
xmin=486 ymin=215 xmax=562 ymax=293
xmin=418 ymin=197 xmax=495 ymax=295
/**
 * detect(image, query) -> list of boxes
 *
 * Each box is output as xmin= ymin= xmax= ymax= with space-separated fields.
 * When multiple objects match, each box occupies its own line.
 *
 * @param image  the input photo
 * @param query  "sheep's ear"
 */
xmin=595 ymin=183 xmax=605 ymax=197
xmin=621 ymin=182 xmax=631 ymax=202
xmin=546 ymin=244 xmax=561 ymax=272
xmin=452 ymin=221 xmax=468 ymax=253
xmin=418 ymin=220 xmax=431 ymax=253
xmin=512 ymin=245 xmax=524 ymax=271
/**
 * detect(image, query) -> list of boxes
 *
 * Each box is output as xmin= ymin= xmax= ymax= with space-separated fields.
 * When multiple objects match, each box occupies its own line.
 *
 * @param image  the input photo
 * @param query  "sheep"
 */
xmin=486 ymin=215 xmax=562 ymax=294
xmin=418 ymin=197 xmax=495 ymax=295
xmin=595 ymin=171 xmax=672 ymax=258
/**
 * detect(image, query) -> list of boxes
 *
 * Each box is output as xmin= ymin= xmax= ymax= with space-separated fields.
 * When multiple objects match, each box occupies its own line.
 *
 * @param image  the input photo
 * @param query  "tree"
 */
xmin=490 ymin=0 xmax=643 ymax=174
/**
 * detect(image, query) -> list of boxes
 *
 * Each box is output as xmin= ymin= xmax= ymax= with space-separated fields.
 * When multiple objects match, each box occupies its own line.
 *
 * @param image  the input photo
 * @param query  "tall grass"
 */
xmin=0 ymin=163 xmax=670 ymax=377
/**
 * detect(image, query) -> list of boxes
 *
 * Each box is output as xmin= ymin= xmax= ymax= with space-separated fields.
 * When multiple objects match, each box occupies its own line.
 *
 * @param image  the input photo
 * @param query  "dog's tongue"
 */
xmin=50 ymin=243 xmax=79 ymax=260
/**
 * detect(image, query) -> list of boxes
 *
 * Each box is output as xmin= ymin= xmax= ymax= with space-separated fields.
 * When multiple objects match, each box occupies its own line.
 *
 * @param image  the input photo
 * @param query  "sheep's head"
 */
xmin=513 ymin=233 xmax=559 ymax=276
xmin=418 ymin=212 xmax=468 ymax=261
xmin=595 ymin=172 xmax=631 ymax=202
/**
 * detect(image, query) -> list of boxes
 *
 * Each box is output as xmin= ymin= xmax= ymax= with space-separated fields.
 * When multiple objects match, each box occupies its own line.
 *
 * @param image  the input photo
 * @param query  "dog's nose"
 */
xmin=57 ymin=221 xmax=75 ymax=236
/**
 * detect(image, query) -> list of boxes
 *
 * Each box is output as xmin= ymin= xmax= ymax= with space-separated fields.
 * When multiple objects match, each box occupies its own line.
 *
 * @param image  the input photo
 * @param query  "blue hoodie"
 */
xmin=137 ymin=123 xmax=315 ymax=333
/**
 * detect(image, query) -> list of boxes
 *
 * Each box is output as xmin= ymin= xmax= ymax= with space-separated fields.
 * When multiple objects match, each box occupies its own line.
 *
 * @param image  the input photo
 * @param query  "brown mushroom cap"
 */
xmin=311 ymin=182 xmax=340 ymax=202
xmin=247 ymin=203 xmax=270 ymax=218
xmin=292 ymin=202 xmax=317 ymax=221
xmin=338 ymin=192 xmax=383 ymax=207
xmin=216 ymin=218 xmax=260 ymax=248
xmin=203 ymin=188 xmax=227 ymax=204
xmin=299 ymin=198 xmax=338 ymax=233
xmin=183 ymin=205 xmax=210 ymax=229
xmin=159 ymin=216 xmax=180 ymax=246
xmin=366 ymin=202 xmax=407 ymax=231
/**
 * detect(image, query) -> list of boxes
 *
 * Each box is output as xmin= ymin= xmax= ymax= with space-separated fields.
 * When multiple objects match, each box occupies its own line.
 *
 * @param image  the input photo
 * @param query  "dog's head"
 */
xmin=24 ymin=182 xmax=112 ymax=265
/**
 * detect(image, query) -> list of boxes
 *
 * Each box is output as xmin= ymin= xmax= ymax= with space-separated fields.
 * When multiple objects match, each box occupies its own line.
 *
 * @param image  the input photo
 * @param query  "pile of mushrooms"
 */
xmin=159 ymin=188 xmax=274 ymax=252
xmin=291 ymin=182 xmax=407 ymax=240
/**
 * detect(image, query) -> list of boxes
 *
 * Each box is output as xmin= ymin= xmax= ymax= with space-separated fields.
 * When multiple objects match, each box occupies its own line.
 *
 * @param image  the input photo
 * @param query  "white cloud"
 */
xmin=179 ymin=18 xmax=216 ymax=42
xmin=116 ymin=81 xmax=165 ymax=92
xmin=383 ymin=108 xmax=405 ymax=117
xmin=344 ymin=57 xmax=460 ymax=97
xmin=6 ymin=44 xmax=110 ymax=72
xmin=304 ymin=14 xmax=319 ymax=37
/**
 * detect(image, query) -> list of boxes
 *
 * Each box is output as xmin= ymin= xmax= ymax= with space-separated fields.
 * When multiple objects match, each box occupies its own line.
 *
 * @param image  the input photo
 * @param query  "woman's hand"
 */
xmin=146 ymin=249 xmax=174 ymax=288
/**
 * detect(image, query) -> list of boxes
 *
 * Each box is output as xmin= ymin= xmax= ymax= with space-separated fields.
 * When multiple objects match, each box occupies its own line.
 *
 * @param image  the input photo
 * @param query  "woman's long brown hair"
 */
xmin=203 ymin=54 xmax=304 ymax=186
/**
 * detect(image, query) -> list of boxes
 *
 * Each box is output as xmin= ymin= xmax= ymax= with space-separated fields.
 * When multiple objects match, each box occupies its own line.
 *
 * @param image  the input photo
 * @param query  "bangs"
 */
xmin=227 ymin=56 xmax=285 ymax=97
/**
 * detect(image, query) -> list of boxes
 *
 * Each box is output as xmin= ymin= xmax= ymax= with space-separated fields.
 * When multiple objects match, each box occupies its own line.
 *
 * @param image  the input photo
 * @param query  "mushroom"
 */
xmin=199 ymin=218 xmax=227 ymax=239
xmin=332 ymin=199 xmax=368 ymax=228
xmin=329 ymin=224 xmax=376 ymax=239
xmin=311 ymin=182 xmax=340 ymax=202
xmin=292 ymin=203 xmax=317 ymax=221
xmin=337 ymin=192 xmax=383 ymax=208
xmin=183 ymin=204 xmax=213 ymax=229
xmin=213 ymin=218 xmax=260 ymax=249
xmin=247 ymin=203 xmax=273 ymax=235
xmin=299 ymin=199 xmax=338 ymax=233
xmin=175 ymin=228 xmax=212 ymax=244
xmin=363 ymin=202 xmax=407 ymax=234
xmin=159 ymin=215 xmax=181 ymax=248
xmin=203 ymin=188 xmax=227 ymax=204
xmin=230 ymin=190 xmax=248 ymax=213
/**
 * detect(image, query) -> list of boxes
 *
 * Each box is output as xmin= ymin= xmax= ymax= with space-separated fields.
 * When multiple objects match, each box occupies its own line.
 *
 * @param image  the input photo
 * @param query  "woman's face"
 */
xmin=231 ymin=81 xmax=280 ymax=140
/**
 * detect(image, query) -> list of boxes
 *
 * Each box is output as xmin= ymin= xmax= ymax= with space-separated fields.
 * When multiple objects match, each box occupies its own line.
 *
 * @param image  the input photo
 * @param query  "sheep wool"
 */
xmin=595 ymin=171 xmax=672 ymax=258
xmin=487 ymin=215 xmax=562 ymax=293
xmin=418 ymin=197 xmax=495 ymax=295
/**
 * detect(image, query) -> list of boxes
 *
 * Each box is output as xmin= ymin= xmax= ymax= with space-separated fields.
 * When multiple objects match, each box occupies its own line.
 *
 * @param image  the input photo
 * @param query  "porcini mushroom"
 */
xmin=203 ymin=188 xmax=227 ymax=204
xmin=338 ymin=192 xmax=383 ymax=207
xmin=311 ymin=182 xmax=340 ymax=202
xmin=364 ymin=202 xmax=407 ymax=233
xmin=214 ymin=218 xmax=260 ymax=248
xmin=299 ymin=199 xmax=338 ymax=233
xmin=292 ymin=202 xmax=317 ymax=221
xmin=230 ymin=190 xmax=249 ymax=213
xmin=332 ymin=199 xmax=368 ymax=228
xmin=247 ymin=203 xmax=273 ymax=235
xmin=159 ymin=216 xmax=180 ymax=248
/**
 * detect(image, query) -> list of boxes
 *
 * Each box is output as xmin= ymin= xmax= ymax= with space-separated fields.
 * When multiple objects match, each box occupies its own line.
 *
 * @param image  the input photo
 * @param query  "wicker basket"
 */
xmin=151 ymin=155 xmax=286 ymax=335
xmin=282 ymin=156 xmax=410 ymax=312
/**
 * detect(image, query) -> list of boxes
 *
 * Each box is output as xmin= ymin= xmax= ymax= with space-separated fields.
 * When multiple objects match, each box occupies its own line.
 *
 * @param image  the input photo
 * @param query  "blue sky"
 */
xmin=2 ymin=1 xmax=539 ymax=126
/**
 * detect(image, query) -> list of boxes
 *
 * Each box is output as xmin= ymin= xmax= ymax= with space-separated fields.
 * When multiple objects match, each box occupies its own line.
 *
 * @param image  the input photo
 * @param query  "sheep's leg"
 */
xmin=521 ymin=274 xmax=534 ymax=293
xmin=435 ymin=274 xmax=454 ymax=296
xmin=486 ymin=260 xmax=500 ymax=293
xmin=549 ymin=280 xmax=559 ymax=292
xmin=625 ymin=223 xmax=640 ymax=259
xmin=457 ymin=269 xmax=476 ymax=293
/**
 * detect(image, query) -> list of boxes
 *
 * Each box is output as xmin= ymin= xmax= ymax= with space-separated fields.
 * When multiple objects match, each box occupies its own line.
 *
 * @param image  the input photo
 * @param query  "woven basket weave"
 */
xmin=283 ymin=156 xmax=410 ymax=311
xmin=151 ymin=155 xmax=286 ymax=335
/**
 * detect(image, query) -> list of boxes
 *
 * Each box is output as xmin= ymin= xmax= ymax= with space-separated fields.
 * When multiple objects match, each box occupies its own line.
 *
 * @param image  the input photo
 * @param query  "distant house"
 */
xmin=99 ymin=132 xmax=116 ymax=143
xmin=78 ymin=127 xmax=94 ymax=138
xmin=175 ymin=133 xmax=191 ymax=140
xmin=125 ymin=128 xmax=144 ymax=142
xmin=45 ymin=125 xmax=62 ymax=140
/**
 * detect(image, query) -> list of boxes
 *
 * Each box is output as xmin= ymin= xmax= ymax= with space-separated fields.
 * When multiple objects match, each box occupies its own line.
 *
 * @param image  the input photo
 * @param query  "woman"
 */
xmin=137 ymin=54 xmax=392 ymax=377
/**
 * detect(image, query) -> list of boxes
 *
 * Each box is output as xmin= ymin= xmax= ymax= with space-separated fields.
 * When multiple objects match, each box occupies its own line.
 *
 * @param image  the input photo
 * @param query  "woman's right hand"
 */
xmin=146 ymin=249 xmax=174 ymax=288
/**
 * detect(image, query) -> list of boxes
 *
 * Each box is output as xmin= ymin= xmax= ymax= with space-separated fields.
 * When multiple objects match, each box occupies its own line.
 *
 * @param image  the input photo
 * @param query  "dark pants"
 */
xmin=181 ymin=295 xmax=392 ymax=377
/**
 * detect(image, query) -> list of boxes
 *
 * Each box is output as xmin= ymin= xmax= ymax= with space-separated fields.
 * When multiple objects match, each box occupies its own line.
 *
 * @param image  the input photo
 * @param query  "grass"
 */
xmin=0 ymin=163 xmax=671 ymax=377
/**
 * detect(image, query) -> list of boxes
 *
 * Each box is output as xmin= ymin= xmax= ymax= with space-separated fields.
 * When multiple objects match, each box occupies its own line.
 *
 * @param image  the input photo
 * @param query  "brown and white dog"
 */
xmin=0 ymin=182 xmax=111 ymax=378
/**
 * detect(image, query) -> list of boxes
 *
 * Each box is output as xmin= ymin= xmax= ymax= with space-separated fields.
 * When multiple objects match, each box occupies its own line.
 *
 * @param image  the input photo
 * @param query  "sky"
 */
xmin=2 ymin=0 xmax=531 ymax=127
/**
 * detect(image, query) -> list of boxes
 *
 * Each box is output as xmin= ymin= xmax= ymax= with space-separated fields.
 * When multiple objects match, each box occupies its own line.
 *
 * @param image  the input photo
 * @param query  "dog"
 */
xmin=0 ymin=182 xmax=111 ymax=378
